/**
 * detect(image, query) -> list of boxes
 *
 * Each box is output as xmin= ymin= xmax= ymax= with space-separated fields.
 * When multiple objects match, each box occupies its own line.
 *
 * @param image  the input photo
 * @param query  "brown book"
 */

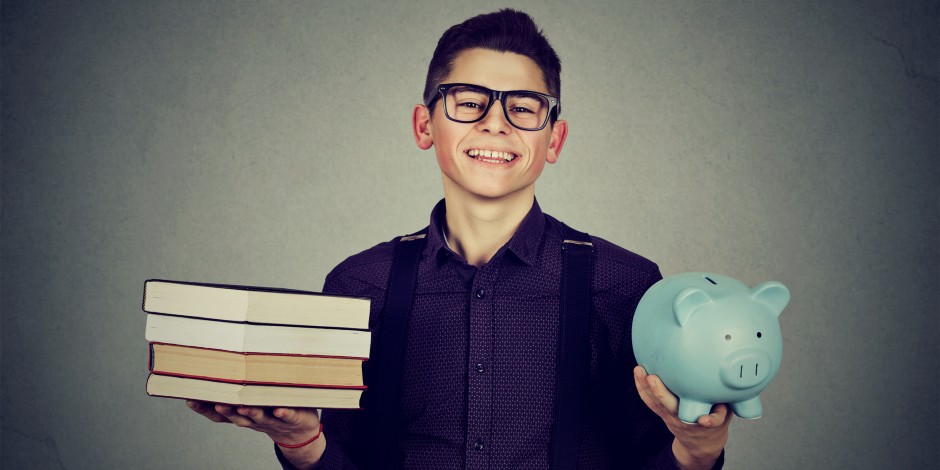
xmin=146 ymin=374 xmax=363 ymax=409
xmin=149 ymin=343 xmax=365 ymax=388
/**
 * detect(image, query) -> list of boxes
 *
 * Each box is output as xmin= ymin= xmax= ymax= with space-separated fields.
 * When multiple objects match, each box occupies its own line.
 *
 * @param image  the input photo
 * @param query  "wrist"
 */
xmin=276 ymin=428 xmax=327 ymax=469
xmin=275 ymin=422 xmax=324 ymax=449
xmin=672 ymin=438 xmax=721 ymax=470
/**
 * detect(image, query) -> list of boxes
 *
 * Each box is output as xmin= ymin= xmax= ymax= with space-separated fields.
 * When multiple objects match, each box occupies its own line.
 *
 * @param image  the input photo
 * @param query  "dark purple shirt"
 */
xmin=278 ymin=199 xmax=723 ymax=469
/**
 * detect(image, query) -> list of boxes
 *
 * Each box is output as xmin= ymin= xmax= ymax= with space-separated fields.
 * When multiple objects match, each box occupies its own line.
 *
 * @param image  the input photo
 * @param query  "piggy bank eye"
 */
xmin=724 ymin=334 xmax=732 ymax=341
xmin=757 ymin=332 xmax=763 ymax=338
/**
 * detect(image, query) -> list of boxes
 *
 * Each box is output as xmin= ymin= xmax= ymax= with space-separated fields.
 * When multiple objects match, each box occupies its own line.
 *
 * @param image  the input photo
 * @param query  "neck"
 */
xmin=442 ymin=186 xmax=534 ymax=268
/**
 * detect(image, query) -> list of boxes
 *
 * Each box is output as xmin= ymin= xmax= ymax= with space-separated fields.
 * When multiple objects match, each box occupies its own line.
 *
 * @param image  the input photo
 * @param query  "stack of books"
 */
xmin=142 ymin=279 xmax=371 ymax=409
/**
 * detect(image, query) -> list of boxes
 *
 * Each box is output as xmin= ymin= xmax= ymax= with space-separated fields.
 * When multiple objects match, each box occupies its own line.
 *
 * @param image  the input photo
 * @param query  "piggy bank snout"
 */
xmin=720 ymin=349 xmax=773 ymax=390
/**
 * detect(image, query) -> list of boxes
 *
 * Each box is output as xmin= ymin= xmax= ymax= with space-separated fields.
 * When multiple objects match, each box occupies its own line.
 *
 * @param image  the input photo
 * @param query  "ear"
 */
xmin=673 ymin=287 xmax=713 ymax=327
xmin=750 ymin=281 xmax=790 ymax=317
xmin=412 ymin=104 xmax=433 ymax=150
xmin=545 ymin=119 xmax=568 ymax=164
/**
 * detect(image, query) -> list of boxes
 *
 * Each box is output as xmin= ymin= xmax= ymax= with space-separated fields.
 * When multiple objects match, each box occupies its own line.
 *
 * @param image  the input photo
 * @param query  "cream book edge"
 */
xmin=143 ymin=279 xmax=370 ymax=330
xmin=149 ymin=342 xmax=366 ymax=388
xmin=145 ymin=313 xmax=371 ymax=358
xmin=147 ymin=374 xmax=363 ymax=409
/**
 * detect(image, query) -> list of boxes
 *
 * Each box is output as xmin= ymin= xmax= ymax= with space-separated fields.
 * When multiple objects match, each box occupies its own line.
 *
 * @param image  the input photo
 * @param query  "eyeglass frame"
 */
xmin=424 ymin=83 xmax=561 ymax=131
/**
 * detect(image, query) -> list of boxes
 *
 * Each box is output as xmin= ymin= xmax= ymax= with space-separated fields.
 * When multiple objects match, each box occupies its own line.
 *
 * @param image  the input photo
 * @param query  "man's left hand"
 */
xmin=633 ymin=365 xmax=731 ymax=470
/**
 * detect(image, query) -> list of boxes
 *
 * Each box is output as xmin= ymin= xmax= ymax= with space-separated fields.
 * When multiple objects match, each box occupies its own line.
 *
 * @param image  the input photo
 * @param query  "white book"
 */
xmin=147 ymin=374 xmax=363 ymax=409
xmin=145 ymin=314 xmax=371 ymax=358
xmin=143 ymin=279 xmax=370 ymax=330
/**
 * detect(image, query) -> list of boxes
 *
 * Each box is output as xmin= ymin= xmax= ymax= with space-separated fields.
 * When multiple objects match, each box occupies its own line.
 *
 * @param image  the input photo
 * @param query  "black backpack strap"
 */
xmin=551 ymin=224 xmax=594 ymax=470
xmin=368 ymin=228 xmax=428 ymax=470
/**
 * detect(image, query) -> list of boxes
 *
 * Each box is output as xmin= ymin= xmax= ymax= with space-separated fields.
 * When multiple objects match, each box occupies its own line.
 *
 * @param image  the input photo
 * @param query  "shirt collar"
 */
xmin=426 ymin=197 xmax=545 ymax=266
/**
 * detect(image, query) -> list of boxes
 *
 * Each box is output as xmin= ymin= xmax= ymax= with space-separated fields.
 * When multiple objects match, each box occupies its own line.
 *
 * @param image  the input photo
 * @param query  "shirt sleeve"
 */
xmin=643 ymin=446 xmax=725 ymax=470
xmin=625 ymin=269 xmax=725 ymax=470
xmin=274 ymin=434 xmax=360 ymax=470
xmin=274 ymin=266 xmax=383 ymax=470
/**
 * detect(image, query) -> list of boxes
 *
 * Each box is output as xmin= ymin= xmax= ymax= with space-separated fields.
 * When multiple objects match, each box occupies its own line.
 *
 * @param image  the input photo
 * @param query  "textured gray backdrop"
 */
xmin=2 ymin=1 xmax=937 ymax=469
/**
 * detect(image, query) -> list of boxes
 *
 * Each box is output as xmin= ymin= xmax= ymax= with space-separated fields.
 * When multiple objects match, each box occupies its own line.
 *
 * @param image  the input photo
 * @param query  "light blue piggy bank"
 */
xmin=632 ymin=272 xmax=789 ymax=423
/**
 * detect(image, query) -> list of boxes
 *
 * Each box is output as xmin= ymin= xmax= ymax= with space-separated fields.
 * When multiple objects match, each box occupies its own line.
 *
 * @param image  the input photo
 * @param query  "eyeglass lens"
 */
xmin=443 ymin=85 xmax=550 ymax=130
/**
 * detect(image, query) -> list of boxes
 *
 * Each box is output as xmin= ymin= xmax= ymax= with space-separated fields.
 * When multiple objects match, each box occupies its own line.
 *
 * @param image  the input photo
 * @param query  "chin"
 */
xmin=468 ymin=186 xmax=530 ymax=201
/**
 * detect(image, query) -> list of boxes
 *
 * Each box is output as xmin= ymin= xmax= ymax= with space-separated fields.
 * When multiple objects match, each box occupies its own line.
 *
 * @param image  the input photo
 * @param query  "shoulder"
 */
xmin=322 ymin=237 xmax=398 ymax=295
xmin=589 ymin=234 xmax=659 ymax=278
xmin=589 ymin=234 xmax=662 ymax=297
xmin=545 ymin=214 xmax=661 ymax=296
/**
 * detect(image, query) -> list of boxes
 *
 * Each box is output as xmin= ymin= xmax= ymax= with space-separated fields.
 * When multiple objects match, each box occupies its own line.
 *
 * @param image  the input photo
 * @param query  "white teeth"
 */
xmin=467 ymin=149 xmax=516 ymax=162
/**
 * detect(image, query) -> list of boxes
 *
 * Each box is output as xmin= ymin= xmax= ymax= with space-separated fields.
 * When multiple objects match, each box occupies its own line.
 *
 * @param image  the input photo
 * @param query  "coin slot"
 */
xmin=704 ymin=276 xmax=717 ymax=285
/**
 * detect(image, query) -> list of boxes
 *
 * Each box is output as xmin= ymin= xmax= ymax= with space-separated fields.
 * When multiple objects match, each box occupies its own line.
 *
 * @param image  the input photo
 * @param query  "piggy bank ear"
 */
xmin=673 ymin=287 xmax=713 ymax=327
xmin=750 ymin=281 xmax=790 ymax=316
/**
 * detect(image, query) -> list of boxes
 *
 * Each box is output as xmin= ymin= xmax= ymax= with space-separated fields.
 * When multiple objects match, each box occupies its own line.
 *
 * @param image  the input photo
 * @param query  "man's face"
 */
xmin=416 ymin=48 xmax=566 ymax=201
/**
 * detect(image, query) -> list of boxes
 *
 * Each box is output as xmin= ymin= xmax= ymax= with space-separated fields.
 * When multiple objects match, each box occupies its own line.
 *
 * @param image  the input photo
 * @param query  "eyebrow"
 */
xmin=449 ymin=84 xmax=546 ymax=96
xmin=449 ymin=85 xmax=488 ymax=94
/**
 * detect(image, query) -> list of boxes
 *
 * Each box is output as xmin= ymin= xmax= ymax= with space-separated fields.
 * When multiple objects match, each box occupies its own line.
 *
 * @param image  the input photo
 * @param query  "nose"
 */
xmin=476 ymin=99 xmax=512 ymax=134
xmin=720 ymin=349 xmax=772 ymax=389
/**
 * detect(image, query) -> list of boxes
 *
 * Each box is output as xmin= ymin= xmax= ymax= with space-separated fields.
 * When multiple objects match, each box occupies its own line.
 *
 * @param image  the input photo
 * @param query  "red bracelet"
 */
xmin=275 ymin=423 xmax=324 ymax=449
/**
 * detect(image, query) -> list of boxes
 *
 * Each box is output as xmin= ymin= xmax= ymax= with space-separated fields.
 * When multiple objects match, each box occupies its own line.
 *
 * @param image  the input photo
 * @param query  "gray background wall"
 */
xmin=2 ymin=1 xmax=936 ymax=468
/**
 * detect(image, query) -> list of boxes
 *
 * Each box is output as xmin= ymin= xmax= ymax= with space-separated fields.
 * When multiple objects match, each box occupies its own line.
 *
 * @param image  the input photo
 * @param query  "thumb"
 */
xmin=698 ymin=403 xmax=731 ymax=428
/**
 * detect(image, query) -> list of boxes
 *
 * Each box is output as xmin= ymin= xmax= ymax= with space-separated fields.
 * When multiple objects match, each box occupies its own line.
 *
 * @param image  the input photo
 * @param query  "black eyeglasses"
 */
xmin=426 ymin=83 xmax=560 ymax=131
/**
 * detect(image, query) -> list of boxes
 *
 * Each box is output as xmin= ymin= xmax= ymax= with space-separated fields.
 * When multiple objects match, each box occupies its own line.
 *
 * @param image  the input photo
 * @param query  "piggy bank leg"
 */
xmin=678 ymin=398 xmax=713 ymax=424
xmin=731 ymin=396 xmax=763 ymax=419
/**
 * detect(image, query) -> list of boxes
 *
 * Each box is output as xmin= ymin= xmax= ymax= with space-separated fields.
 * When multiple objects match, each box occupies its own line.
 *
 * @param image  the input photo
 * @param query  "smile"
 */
xmin=466 ymin=149 xmax=518 ymax=163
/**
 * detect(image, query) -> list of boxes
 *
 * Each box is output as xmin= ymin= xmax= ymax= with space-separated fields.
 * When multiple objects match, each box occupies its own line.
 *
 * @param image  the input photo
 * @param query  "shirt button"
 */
xmin=475 ymin=363 xmax=485 ymax=373
xmin=474 ymin=439 xmax=484 ymax=451
xmin=475 ymin=288 xmax=485 ymax=299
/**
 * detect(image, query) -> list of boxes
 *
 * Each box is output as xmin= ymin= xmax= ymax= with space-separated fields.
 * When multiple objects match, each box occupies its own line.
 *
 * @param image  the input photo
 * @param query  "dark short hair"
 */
xmin=423 ymin=9 xmax=561 ymax=119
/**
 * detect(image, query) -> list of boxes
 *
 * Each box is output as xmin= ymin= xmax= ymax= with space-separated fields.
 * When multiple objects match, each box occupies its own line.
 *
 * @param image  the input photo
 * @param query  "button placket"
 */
xmin=466 ymin=264 xmax=495 ymax=467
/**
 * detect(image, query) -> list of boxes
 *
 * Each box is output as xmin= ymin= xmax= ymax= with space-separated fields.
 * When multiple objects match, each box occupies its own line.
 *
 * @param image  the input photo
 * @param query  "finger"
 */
xmin=215 ymin=404 xmax=256 ymax=428
xmin=235 ymin=406 xmax=270 ymax=425
xmin=645 ymin=374 xmax=679 ymax=414
xmin=633 ymin=366 xmax=672 ymax=420
xmin=272 ymin=407 xmax=318 ymax=426
xmin=633 ymin=366 xmax=649 ymax=393
xmin=633 ymin=366 xmax=656 ymax=406
xmin=187 ymin=400 xmax=232 ymax=423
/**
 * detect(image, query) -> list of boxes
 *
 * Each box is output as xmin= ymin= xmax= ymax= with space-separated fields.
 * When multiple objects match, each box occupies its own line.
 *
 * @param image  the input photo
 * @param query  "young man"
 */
xmin=188 ymin=9 xmax=731 ymax=469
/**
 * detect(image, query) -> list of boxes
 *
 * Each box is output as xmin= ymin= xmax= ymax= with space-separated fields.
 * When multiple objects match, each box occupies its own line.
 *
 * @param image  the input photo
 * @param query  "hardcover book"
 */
xmin=146 ymin=374 xmax=363 ymax=409
xmin=145 ymin=313 xmax=371 ymax=358
xmin=142 ymin=279 xmax=370 ymax=330
xmin=149 ymin=343 xmax=365 ymax=388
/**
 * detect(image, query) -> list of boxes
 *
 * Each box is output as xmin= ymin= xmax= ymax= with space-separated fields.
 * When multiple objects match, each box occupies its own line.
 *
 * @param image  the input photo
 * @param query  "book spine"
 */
xmin=141 ymin=280 xmax=150 ymax=313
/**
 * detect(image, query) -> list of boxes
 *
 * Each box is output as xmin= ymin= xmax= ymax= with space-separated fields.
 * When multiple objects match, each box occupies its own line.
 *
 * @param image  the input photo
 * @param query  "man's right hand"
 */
xmin=186 ymin=401 xmax=326 ymax=468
